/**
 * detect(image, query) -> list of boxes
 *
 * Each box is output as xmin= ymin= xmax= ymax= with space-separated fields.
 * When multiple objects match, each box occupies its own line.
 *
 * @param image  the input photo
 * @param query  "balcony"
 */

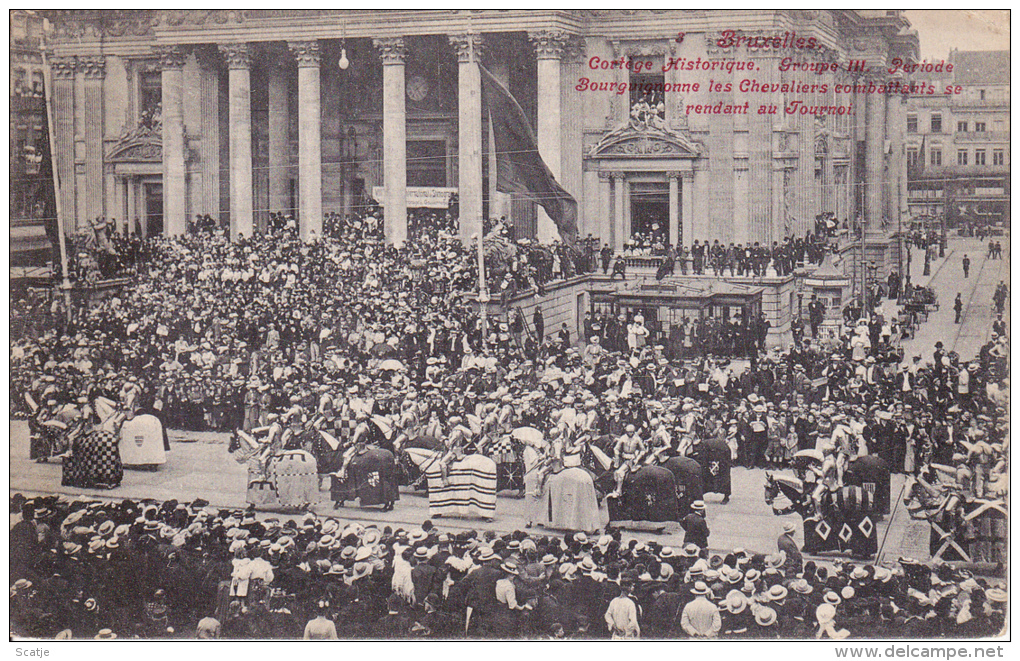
xmin=917 ymin=164 xmax=1010 ymax=178
xmin=954 ymin=131 xmax=1010 ymax=143
xmin=950 ymin=97 xmax=1009 ymax=108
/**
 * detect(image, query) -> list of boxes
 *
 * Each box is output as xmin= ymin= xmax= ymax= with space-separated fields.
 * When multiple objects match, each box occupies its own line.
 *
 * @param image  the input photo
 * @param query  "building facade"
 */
xmin=904 ymin=50 xmax=1009 ymax=227
xmin=10 ymin=10 xmax=55 ymax=265
xmin=43 ymin=10 xmax=916 ymax=262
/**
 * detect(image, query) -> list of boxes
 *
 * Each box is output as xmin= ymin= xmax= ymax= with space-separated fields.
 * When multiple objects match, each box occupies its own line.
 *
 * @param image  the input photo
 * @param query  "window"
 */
xmin=30 ymin=71 xmax=43 ymax=97
xmin=139 ymin=69 xmax=162 ymax=127
xmin=12 ymin=68 xmax=27 ymax=96
xmin=957 ymin=121 xmax=968 ymax=133
xmin=993 ymin=149 xmax=1004 ymax=165
xmin=975 ymin=122 xmax=986 ymax=132
xmin=979 ymin=89 xmax=986 ymax=100
xmin=975 ymin=150 xmax=986 ymax=165
xmin=907 ymin=148 xmax=920 ymax=169
xmin=957 ymin=150 xmax=968 ymax=166
xmin=930 ymin=114 xmax=942 ymax=133
xmin=629 ymin=69 xmax=666 ymax=122
xmin=906 ymin=114 xmax=918 ymax=133
xmin=930 ymin=149 xmax=942 ymax=166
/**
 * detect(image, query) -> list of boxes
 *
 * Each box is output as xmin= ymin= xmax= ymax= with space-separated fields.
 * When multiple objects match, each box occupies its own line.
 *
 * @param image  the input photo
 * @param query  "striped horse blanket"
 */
xmin=407 ymin=449 xmax=497 ymax=519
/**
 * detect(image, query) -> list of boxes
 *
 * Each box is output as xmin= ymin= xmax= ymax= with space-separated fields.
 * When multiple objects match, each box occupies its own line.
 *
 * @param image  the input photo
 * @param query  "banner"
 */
xmin=372 ymin=186 xmax=457 ymax=209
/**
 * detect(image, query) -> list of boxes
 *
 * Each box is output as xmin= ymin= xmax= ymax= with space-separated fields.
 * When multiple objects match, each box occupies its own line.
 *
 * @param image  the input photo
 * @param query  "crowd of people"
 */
xmin=9 ymin=492 xmax=1009 ymax=640
xmin=612 ymin=233 xmax=830 ymax=278
xmin=9 ymin=204 xmax=1010 ymax=639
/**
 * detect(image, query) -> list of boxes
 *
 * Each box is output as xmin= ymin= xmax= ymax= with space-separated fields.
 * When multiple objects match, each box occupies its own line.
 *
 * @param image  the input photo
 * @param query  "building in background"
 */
xmin=905 ymin=50 xmax=1010 ymax=230
xmin=10 ymin=10 xmax=55 ymax=267
xmin=40 ymin=11 xmax=915 ymax=251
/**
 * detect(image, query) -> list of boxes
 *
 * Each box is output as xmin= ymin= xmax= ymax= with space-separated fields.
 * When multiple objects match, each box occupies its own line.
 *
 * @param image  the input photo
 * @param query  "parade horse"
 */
xmin=902 ymin=475 xmax=1008 ymax=564
xmin=61 ymin=396 xmax=127 ymax=490
xmin=230 ymin=425 xmax=320 ymax=511
xmin=95 ymin=396 xmax=168 ymax=470
xmin=764 ymin=471 xmax=879 ymax=559
xmin=330 ymin=446 xmax=399 ymax=511
xmin=404 ymin=447 xmax=497 ymax=520
xmin=396 ymin=435 xmax=444 ymax=491
xmin=519 ymin=440 xmax=608 ymax=532
xmin=584 ymin=435 xmax=680 ymax=526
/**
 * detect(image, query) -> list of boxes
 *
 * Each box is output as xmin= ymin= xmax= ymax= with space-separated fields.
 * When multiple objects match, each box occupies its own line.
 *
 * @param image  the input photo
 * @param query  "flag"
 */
xmin=908 ymin=134 xmax=925 ymax=182
xmin=479 ymin=64 xmax=578 ymax=244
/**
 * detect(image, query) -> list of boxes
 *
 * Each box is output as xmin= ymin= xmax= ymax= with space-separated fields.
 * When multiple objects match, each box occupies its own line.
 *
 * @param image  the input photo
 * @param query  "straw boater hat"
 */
xmin=475 ymin=547 xmax=497 ymax=563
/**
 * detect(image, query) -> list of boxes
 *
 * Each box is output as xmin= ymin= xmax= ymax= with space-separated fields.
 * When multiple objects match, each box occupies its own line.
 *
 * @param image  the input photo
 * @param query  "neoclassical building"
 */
xmin=44 ymin=10 xmax=918 ymax=261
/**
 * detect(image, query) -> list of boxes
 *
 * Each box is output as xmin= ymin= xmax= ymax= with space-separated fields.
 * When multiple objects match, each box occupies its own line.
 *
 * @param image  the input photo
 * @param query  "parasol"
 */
xmin=511 ymin=427 xmax=545 ymax=445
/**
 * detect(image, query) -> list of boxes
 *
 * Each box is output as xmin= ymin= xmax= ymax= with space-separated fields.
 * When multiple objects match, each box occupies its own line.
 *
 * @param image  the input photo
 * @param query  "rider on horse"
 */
xmin=806 ymin=446 xmax=840 ymax=520
xmin=646 ymin=417 xmax=672 ymax=465
xmin=437 ymin=415 xmax=474 ymax=485
xmin=532 ymin=426 xmax=566 ymax=496
xmin=337 ymin=409 xmax=373 ymax=480
xmin=609 ymin=424 xmax=647 ymax=499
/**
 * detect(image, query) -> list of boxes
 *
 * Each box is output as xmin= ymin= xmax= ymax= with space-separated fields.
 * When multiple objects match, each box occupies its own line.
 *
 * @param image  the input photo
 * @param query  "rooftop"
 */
xmin=951 ymin=50 xmax=1009 ymax=86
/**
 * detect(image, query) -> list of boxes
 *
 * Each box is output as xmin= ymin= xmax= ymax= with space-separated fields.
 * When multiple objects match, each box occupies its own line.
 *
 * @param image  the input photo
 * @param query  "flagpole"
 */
xmin=41 ymin=40 xmax=72 ymax=326
xmin=477 ymin=231 xmax=488 ymax=352
xmin=468 ymin=12 xmax=488 ymax=352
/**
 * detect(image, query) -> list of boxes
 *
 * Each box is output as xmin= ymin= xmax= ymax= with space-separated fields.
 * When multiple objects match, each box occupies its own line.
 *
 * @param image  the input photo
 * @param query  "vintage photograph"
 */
xmin=9 ymin=9 xmax=1010 ymax=641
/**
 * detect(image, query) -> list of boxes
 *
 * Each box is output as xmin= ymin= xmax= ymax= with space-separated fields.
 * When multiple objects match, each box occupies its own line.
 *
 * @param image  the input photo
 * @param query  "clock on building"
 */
xmin=407 ymin=75 xmax=429 ymax=102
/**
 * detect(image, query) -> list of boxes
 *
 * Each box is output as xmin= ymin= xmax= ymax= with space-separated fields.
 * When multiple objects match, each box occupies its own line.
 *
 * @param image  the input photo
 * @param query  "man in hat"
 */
xmin=460 ymin=547 xmax=502 ymax=635
xmin=777 ymin=522 xmax=803 ymax=574
xmin=680 ymin=501 xmax=710 ymax=550
xmin=681 ymin=581 xmax=721 ymax=638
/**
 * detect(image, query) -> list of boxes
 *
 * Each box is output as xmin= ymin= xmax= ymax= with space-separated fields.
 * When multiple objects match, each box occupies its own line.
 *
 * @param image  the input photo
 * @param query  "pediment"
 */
xmin=589 ymin=120 xmax=703 ymax=159
xmin=108 ymin=126 xmax=162 ymax=163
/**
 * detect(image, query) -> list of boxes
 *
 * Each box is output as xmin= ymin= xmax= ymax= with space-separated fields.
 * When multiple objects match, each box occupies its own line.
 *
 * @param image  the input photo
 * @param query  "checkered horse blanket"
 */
xmin=62 ymin=428 xmax=123 ymax=489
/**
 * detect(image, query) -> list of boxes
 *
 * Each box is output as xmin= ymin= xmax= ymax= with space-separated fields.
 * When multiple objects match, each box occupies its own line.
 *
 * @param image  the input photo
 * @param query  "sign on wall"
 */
xmin=372 ymin=187 xmax=458 ymax=209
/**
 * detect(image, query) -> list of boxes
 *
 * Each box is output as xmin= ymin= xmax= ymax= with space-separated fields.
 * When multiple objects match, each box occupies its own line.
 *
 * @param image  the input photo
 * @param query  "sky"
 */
xmin=903 ymin=10 xmax=1010 ymax=61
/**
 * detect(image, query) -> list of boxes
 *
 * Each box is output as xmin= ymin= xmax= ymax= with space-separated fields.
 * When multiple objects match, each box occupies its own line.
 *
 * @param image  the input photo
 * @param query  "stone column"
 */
xmin=289 ymin=41 xmax=323 ymax=240
xmin=79 ymin=55 xmax=106 ymax=227
xmin=865 ymin=76 xmax=885 ymax=231
xmin=197 ymin=49 xmax=222 ymax=220
xmin=112 ymin=176 xmax=124 ymax=234
xmin=668 ymin=172 xmax=680 ymax=247
xmin=219 ymin=44 xmax=254 ymax=240
xmin=51 ymin=56 xmax=77 ymax=235
xmin=450 ymin=33 xmax=484 ymax=242
xmin=612 ymin=172 xmax=626 ymax=251
xmin=885 ymin=83 xmax=904 ymax=225
xmin=157 ymin=46 xmax=187 ymax=236
xmin=693 ymin=167 xmax=709 ymax=245
xmin=374 ymin=38 xmax=408 ymax=246
xmin=682 ymin=173 xmax=694 ymax=248
xmin=598 ymin=171 xmax=612 ymax=248
xmin=267 ymin=58 xmax=291 ymax=217
xmin=126 ymin=179 xmax=136 ymax=235
xmin=529 ymin=30 xmax=567 ymax=243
